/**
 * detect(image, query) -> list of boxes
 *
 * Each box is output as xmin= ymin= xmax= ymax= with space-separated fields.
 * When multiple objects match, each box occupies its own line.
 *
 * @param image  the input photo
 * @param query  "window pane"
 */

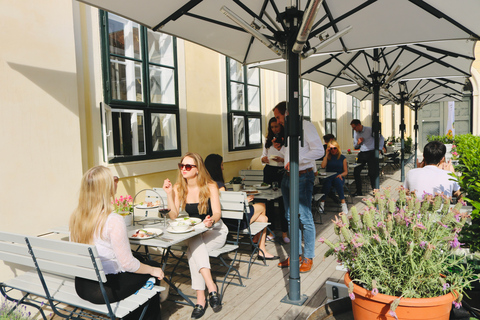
xmin=112 ymin=110 xmax=145 ymax=156
xmin=247 ymin=85 xmax=260 ymax=112
xmin=247 ymin=67 xmax=259 ymax=86
xmin=147 ymin=31 xmax=174 ymax=67
xmin=151 ymin=113 xmax=177 ymax=151
xmin=248 ymin=117 xmax=261 ymax=144
xmin=331 ymin=90 xmax=336 ymax=102
xmin=230 ymin=82 xmax=245 ymax=111
xmin=326 ymin=121 xmax=331 ymax=134
xmin=108 ymin=14 xmax=141 ymax=60
xmin=110 ymin=57 xmax=144 ymax=102
xmin=150 ymin=66 xmax=175 ymax=104
xmin=303 ymin=97 xmax=310 ymax=117
xmin=325 ymin=88 xmax=330 ymax=101
xmin=325 ymin=102 xmax=331 ymax=118
xmin=331 ymin=101 xmax=337 ymax=118
xmin=229 ymin=59 xmax=243 ymax=82
xmin=331 ymin=121 xmax=337 ymax=137
xmin=303 ymin=80 xmax=310 ymax=96
xmin=233 ymin=116 xmax=245 ymax=148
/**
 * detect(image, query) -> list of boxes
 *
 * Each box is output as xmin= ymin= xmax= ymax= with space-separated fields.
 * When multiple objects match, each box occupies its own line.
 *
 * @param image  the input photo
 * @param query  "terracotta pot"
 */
xmin=344 ymin=272 xmax=455 ymax=320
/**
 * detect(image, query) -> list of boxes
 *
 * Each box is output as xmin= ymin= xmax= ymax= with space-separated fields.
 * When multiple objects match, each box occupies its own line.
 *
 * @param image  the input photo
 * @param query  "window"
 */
xmin=100 ymin=12 xmax=180 ymax=163
xmin=325 ymin=88 xmax=337 ymax=137
xmin=301 ymin=79 xmax=311 ymax=120
xmin=352 ymin=97 xmax=360 ymax=120
xmin=226 ymin=58 xmax=262 ymax=151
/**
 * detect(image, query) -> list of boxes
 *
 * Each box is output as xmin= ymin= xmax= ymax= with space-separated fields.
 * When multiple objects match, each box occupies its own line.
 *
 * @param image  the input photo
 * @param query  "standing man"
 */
xmin=273 ymin=101 xmax=324 ymax=273
xmin=350 ymin=119 xmax=385 ymax=196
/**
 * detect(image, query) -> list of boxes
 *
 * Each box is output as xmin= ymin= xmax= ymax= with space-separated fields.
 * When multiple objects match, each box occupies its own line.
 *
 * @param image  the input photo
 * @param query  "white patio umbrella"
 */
xmin=76 ymin=0 xmax=480 ymax=304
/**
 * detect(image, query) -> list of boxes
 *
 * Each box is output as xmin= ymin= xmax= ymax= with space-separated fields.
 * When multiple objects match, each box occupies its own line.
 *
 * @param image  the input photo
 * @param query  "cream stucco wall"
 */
xmin=0 ymin=1 xmax=83 ymax=279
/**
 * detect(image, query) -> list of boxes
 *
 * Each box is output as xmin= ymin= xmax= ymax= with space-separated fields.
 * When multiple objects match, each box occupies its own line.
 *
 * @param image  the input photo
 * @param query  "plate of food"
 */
xmin=175 ymin=217 xmax=202 ymax=226
xmin=136 ymin=200 xmax=161 ymax=209
xmin=166 ymin=225 xmax=194 ymax=234
xmin=245 ymin=189 xmax=260 ymax=195
xmin=254 ymin=183 xmax=271 ymax=190
xmin=128 ymin=228 xmax=163 ymax=239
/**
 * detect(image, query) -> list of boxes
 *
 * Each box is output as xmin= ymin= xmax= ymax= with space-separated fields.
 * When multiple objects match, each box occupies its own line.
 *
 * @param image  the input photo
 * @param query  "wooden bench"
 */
xmin=0 ymin=231 xmax=165 ymax=320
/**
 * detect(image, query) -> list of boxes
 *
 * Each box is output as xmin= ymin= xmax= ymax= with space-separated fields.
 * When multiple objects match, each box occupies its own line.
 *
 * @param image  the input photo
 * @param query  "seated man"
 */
xmin=404 ymin=141 xmax=461 ymax=199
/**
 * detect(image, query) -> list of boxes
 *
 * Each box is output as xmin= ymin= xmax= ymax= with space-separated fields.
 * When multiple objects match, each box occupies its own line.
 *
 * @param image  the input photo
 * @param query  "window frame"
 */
xmin=100 ymin=11 xmax=181 ymax=163
xmin=324 ymin=87 xmax=337 ymax=137
xmin=226 ymin=57 xmax=262 ymax=152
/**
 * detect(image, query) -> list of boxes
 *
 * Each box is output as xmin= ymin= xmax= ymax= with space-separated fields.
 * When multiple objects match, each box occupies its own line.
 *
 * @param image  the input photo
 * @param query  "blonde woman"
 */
xmin=163 ymin=152 xmax=227 ymax=319
xmin=70 ymin=166 xmax=164 ymax=320
xmin=319 ymin=140 xmax=349 ymax=213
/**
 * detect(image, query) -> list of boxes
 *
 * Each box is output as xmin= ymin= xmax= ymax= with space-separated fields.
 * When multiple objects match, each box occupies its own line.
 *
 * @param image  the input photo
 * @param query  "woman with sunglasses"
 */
xmin=163 ymin=152 xmax=227 ymax=319
xmin=319 ymin=140 xmax=349 ymax=214
xmin=70 ymin=166 xmax=164 ymax=320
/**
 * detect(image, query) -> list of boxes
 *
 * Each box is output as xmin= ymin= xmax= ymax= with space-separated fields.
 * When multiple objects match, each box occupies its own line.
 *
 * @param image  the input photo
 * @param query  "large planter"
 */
xmin=344 ymin=273 xmax=455 ymax=320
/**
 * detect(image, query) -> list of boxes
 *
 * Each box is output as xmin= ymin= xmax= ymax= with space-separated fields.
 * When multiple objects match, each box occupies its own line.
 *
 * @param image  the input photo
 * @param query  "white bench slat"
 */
xmin=239 ymin=222 xmax=270 ymax=236
xmin=209 ymin=244 xmax=239 ymax=258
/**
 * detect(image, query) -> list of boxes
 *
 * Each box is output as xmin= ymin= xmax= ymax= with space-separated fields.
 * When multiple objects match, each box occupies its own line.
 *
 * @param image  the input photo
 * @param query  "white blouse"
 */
xmin=94 ymin=212 xmax=140 ymax=274
xmin=262 ymin=144 xmax=285 ymax=167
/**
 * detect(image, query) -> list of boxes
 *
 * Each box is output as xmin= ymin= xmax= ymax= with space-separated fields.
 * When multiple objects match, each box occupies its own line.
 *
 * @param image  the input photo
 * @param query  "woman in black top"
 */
xmin=205 ymin=154 xmax=278 ymax=260
xmin=163 ymin=152 xmax=228 ymax=319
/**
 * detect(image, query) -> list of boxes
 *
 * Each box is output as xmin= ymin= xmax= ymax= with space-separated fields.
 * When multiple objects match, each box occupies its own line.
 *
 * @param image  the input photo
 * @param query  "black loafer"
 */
xmin=258 ymin=255 xmax=280 ymax=260
xmin=191 ymin=302 xmax=207 ymax=319
xmin=208 ymin=291 xmax=222 ymax=313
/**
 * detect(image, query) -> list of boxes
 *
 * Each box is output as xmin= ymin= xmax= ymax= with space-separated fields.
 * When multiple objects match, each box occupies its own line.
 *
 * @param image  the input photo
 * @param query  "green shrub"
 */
xmin=454 ymin=134 xmax=480 ymax=253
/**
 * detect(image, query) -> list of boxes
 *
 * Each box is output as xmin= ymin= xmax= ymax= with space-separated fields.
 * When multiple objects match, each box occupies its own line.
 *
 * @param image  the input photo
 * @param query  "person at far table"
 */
xmin=163 ymin=152 xmax=227 ymax=319
xmin=404 ymin=140 xmax=461 ymax=199
xmin=350 ymin=119 xmax=385 ymax=196
xmin=319 ymin=140 xmax=348 ymax=214
xmin=205 ymin=153 xmax=279 ymax=260
xmin=273 ymin=101 xmax=324 ymax=273
xmin=261 ymin=117 xmax=289 ymax=244
xmin=70 ymin=166 xmax=164 ymax=320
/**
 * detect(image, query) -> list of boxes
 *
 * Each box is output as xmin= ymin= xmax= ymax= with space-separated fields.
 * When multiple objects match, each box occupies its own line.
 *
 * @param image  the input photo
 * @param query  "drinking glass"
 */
xmin=272 ymin=182 xmax=279 ymax=191
xmin=158 ymin=204 xmax=171 ymax=228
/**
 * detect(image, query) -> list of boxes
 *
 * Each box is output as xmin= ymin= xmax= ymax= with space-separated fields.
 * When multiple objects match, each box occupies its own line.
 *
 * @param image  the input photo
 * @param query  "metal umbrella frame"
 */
xmin=76 ymin=0 xmax=480 ymax=305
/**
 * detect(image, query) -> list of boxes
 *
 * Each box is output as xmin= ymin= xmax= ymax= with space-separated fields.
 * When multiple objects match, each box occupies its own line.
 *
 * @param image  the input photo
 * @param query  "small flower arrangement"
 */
xmin=229 ymin=177 xmax=243 ymax=184
xmin=113 ymin=195 xmax=133 ymax=215
xmin=319 ymin=187 xmax=476 ymax=316
xmin=451 ymin=144 xmax=459 ymax=160
xmin=0 ymin=297 xmax=34 ymax=319
xmin=347 ymin=149 xmax=352 ymax=154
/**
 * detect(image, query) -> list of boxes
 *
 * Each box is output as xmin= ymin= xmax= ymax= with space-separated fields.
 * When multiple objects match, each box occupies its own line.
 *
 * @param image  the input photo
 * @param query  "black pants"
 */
xmin=263 ymin=165 xmax=288 ymax=233
xmin=354 ymin=150 xmax=377 ymax=194
xmin=75 ymin=259 xmax=161 ymax=320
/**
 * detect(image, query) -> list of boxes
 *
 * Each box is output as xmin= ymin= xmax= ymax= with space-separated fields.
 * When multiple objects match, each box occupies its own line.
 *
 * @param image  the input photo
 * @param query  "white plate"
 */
xmin=175 ymin=217 xmax=202 ymax=225
xmin=128 ymin=228 xmax=163 ymax=239
xmin=166 ymin=226 xmax=194 ymax=234
xmin=136 ymin=204 xmax=159 ymax=209
xmin=253 ymin=184 xmax=270 ymax=190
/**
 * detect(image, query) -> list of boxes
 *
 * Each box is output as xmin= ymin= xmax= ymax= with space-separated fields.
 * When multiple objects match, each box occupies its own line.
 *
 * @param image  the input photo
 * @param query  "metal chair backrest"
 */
xmin=239 ymin=169 xmax=264 ymax=186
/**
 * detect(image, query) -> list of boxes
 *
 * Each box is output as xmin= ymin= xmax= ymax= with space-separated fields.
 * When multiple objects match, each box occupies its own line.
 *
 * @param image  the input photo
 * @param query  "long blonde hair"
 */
xmin=176 ymin=152 xmax=214 ymax=214
xmin=69 ymin=166 xmax=115 ymax=244
xmin=327 ymin=140 xmax=342 ymax=161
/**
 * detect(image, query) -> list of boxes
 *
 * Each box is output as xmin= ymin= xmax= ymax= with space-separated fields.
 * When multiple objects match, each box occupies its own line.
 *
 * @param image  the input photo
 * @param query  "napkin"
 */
xmin=194 ymin=222 xmax=207 ymax=230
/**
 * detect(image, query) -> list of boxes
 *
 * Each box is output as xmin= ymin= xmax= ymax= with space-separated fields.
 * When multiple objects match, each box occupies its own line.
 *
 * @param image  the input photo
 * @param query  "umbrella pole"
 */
xmin=280 ymin=7 xmax=307 ymax=306
xmin=413 ymin=102 xmax=419 ymax=167
xmin=400 ymin=94 xmax=406 ymax=182
xmin=371 ymin=49 xmax=381 ymax=190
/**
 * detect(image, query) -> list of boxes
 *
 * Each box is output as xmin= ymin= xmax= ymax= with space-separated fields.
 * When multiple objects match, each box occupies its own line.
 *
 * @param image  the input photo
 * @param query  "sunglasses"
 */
xmin=329 ymin=147 xmax=338 ymax=150
xmin=178 ymin=163 xmax=197 ymax=171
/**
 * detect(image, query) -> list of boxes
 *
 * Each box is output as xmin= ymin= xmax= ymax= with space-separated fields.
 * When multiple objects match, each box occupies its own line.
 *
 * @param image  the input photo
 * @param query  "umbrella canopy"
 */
xmin=77 ymin=0 xmax=480 ymax=65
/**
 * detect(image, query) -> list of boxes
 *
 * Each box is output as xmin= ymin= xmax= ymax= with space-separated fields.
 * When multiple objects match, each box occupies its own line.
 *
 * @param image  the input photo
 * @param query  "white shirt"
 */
xmin=403 ymin=165 xmax=460 ymax=198
xmin=262 ymin=144 xmax=285 ymax=167
xmin=284 ymin=120 xmax=324 ymax=171
xmin=94 ymin=213 xmax=140 ymax=274
xmin=353 ymin=125 xmax=385 ymax=152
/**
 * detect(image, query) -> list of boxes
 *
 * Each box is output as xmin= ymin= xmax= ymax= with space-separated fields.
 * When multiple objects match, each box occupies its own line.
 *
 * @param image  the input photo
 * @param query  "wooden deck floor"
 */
xmin=160 ymin=164 xmax=410 ymax=320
